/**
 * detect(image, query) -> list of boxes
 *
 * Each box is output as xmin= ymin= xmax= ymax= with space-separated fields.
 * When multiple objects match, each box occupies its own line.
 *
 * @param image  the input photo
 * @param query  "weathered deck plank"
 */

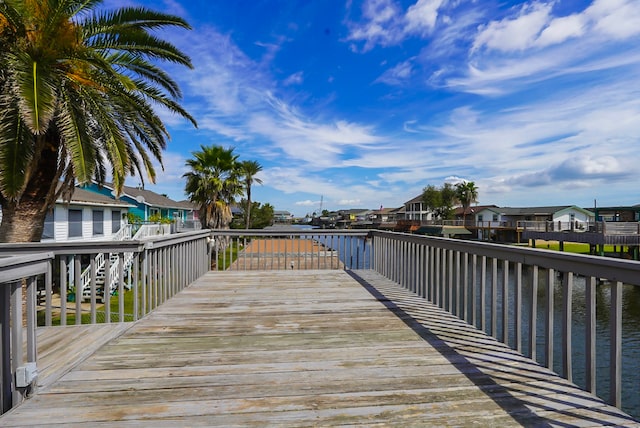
xmin=34 ymin=323 xmax=133 ymax=390
xmin=2 ymin=270 xmax=638 ymax=426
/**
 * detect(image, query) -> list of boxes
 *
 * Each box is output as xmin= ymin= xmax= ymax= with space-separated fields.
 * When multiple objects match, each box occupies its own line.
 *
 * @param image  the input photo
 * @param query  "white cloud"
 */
xmin=283 ymin=71 xmax=304 ymax=86
xmin=346 ymin=0 xmax=448 ymax=51
xmin=346 ymin=0 xmax=405 ymax=51
xmin=472 ymin=0 xmax=640 ymax=55
xmin=337 ymin=199 xmax=363 ymax=206
xmin=472 ymin=2 xmax=553 ymax=52
xmin=295 ymin=199 xmax=320 ymax=207
xmin=587 ymin=0 xmax=640 ymax=39
xmin=405 ymin=0 xmax=446 ymax=35
xmin=375 ymin=59 xmax=414 ymax=85
xmin=441 ymin=0 xmax=640 ymax=96
xmin=536 ymin=14 xmax=586 ymax=47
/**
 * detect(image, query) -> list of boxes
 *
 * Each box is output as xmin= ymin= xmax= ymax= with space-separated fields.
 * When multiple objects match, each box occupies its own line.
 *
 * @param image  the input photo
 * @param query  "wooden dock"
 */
xmin=2 ymin=270 xmax=638 ymax=426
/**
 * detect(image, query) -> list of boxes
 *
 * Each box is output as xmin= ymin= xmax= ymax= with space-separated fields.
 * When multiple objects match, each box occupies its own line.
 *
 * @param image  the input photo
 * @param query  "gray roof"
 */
xmin=175 ymin=200 xmax=199 ymax=210
xmin=62 ymin=187 xmax=133 ymax=208
xmin=98 ymin=182 xmax=186 ymax=209
xmin=404 ymin=194 xmax=423 ymax=204
xmin=497 ymin=206 xmax=572 ymax=216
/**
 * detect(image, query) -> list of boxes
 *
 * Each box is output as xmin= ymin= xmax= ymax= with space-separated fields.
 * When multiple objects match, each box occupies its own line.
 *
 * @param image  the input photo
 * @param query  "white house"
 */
xmin=475 ymin=205 xmax=594 ymax=230
xmin=403 ymin=194 xmax=432 ymax=221
xmin=42 ymin=187 xmax=133 ymax=242
xmin=474 ymin=207 xmax=503 ymax=227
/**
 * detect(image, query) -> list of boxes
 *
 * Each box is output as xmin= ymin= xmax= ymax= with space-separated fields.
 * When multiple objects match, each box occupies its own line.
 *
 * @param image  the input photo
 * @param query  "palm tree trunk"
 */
xmin=0 ymin=200 xmax=48 ymax=242
xmin=0 ymin=138 xmax=60 ymax=242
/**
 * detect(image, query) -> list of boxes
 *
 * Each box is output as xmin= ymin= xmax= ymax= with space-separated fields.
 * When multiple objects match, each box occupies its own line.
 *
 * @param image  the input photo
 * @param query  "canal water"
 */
xmin=315 ymin=235 xmax=640 ymax=419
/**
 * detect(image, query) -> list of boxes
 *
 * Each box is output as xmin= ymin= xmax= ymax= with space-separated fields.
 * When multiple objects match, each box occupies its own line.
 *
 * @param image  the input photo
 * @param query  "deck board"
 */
xmin=2 ymin=269 xmax=638 ymax=426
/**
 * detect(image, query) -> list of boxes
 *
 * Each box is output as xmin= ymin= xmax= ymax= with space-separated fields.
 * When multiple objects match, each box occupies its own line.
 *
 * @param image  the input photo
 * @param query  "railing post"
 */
xmin=118 ymin=253 xmax=125 ymax=323
xmin=491 ymin=258 xmax=498 ymax=338
xmin=45 ymin=261 xmax=53 ymax=327
xmin=480 ymin=256 xmax=486 ymax=332
xmin=104 ymin=253 xmax=111 ymax=323
xmin=514 ymin=263 xmax=522 ymax=353
xmin=10 ymin=282 xmax=21 ymax=406
xmin=610 ymin=281 xmax=622 ymax=407
xmin=59 ymin=257 xmax=67 ymax=326
xmin=561 ymin=272 xmax=573 ymax=382
xmin=545 ymin=268 xmax=555 ymax=370
xmin=501 ymin=260 xmax=509 ymax=344
xmin=528 ymin=266 xmax=539 ymax=361
xmin=585 ymin=276 xmax=596 ymax=393
xmin=1 ymin=284 xmax=11 ymax=413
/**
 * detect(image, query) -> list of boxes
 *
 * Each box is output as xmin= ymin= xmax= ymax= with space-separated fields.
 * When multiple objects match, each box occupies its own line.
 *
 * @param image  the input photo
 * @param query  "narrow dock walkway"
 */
xmin=1 ymin=270 xmax=637 ymax=426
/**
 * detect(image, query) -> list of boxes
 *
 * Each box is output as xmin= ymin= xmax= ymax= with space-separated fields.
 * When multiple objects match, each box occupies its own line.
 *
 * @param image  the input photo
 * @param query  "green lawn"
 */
xmin=216 ymin=244 xmax=243 ymax=270
xmin=38 ymin=289 xmax=136 ymax=326
xmin=529 ymin=240 xmax=629 ymax=255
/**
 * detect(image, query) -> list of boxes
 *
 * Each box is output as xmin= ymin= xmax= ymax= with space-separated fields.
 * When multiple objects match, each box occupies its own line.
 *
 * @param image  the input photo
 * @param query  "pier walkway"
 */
xmin=1 ymin=269 xmax=637 ymax=426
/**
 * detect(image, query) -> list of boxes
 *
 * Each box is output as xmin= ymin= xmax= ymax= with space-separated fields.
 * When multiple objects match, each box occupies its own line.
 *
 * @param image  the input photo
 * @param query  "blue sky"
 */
xmin=108 ymin=0 xmax=640 ymax=216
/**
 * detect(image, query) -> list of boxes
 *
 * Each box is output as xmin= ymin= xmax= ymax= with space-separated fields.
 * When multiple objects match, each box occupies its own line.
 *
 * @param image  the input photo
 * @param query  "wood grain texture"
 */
xmin=2 ymin=270 xmax=638 ymax=426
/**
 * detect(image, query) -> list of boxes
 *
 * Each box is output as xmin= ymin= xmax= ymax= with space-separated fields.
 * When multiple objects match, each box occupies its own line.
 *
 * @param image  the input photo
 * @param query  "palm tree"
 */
xmin=0 ymin=0 xmax=196 ymax=242
xmin=183 ymin=145 xmax=241 ymax=230
xmin=239 ymin=160 xmax=263 ymax=228
xmin=455 ymin=181 xmax=479 ymax=225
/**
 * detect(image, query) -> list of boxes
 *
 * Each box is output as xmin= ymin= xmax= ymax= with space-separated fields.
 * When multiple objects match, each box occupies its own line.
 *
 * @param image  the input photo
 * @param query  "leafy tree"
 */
xmin=251 ymin=202 xmax=274 ymax=229
xmin=422 ymin=183 xmax=456 ymax=220
xmin=238 ymin=160 xmax=263 ymax=228
xmin=0 ymin=0 xmax=195 ymax=242
xmin=184 ymin=145 xmax=242 ymax=230
xmin=455 ymin=181 xmax=479 ymax=224
xmin=232 ymin=200 xmax=273 ymax=229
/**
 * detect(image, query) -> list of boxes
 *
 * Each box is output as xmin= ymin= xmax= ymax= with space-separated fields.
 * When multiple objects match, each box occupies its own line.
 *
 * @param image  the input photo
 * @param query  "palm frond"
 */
xmin=0 ymin=98 xmax=33 ymax=200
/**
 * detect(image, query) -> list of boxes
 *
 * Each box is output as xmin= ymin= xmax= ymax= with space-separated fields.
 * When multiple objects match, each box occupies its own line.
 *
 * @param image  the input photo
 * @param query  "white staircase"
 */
xmin=80 ymin=225 xmax=134 ymax=302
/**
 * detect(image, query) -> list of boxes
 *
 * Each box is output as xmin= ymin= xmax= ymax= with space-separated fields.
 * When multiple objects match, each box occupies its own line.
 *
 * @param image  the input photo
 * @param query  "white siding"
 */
xmin=553 ymin=209 xmax=591 ymax=223
xmin=53 ymin=206 xmax=68 ymax=241
xmin=49 ymin=205 xmax=128 ymax=242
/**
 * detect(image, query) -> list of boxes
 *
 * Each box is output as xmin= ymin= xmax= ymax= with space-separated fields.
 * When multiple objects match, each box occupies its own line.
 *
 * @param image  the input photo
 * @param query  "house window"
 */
xmin=93 ymin=210 xmax=104 ymax=236
xmin=42 ymin=210 xmax=54 ymax=240
xmin=478 ymin=215 xmax=483 ymax=222
xmin=492 ymin=214 xmax=499 ymax=222
xmin=149 ymin=208 xmax=160 ymax=219
xmin=112 ymin=210 xmax=121 ymax=233
xmin=68 ymin=209 xmax=83 ymax=238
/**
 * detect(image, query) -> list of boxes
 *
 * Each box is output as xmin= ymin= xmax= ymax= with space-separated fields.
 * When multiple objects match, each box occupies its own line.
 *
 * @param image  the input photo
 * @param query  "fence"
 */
xmin=0 ymin=230 xmax=210 ymax=414
xmin=0 ymin=252 xmax=53 ymax=414
xmin=209 ymin=229 xmax=370 ymax=271
xmin=369 ymin=230 xmax=640 ymax=412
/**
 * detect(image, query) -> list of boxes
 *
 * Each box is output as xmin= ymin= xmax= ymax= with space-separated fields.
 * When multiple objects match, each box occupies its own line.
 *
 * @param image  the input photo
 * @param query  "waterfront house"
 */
xmin=82 ymin=182 xmax=193 ymax=222
xmin=273 ymin=210 xmax=293 ymax=224
xmin=42 ymin=187 xmax=133 ymax=242
xmin=591 ymin=205 xmax=640 ymax=222
xmin=498 ymin=205 xmax=593 ymax=228
xmin=403 ymin=194 xmax=431 ymax=221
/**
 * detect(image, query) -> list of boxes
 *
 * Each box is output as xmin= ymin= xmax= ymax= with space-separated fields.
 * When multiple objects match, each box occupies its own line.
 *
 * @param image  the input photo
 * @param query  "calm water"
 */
xmin=315 ymin=235 xmax=640 ymax=419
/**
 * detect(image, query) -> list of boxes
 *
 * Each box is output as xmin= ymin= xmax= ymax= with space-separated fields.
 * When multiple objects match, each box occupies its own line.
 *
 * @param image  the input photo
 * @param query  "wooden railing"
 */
xmin=209 ymin=229 xmax=370 ymax=270
xmin=0 ymin=231 xmax=211 ymax=414
xmin=0 ymin=252 xmax=53 ymax=414
xmin=369 ymin=230 xmax=640 ymax=412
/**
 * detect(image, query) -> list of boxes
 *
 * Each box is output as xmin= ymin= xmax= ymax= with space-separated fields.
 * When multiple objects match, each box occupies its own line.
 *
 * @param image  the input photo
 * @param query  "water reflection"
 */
xmin=473 ymin=264 xmax=640 ymax=419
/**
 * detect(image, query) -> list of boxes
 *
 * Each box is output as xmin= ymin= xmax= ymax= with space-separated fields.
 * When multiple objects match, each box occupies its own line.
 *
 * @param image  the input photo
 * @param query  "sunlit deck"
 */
xmin=1 ymin=269 xmax=636 ymax=426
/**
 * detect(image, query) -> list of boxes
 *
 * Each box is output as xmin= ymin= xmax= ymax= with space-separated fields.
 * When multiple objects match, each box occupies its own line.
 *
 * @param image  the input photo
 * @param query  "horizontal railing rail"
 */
xmin=0 ymin=252 xmax=53 ymax=414
xmin=0 ymin=231 xmax=211 ymax=415
xmin=209 ymin=229 xmax=370 ymax=271
xmin=369 ymin=230 xmax=640 ymax=415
